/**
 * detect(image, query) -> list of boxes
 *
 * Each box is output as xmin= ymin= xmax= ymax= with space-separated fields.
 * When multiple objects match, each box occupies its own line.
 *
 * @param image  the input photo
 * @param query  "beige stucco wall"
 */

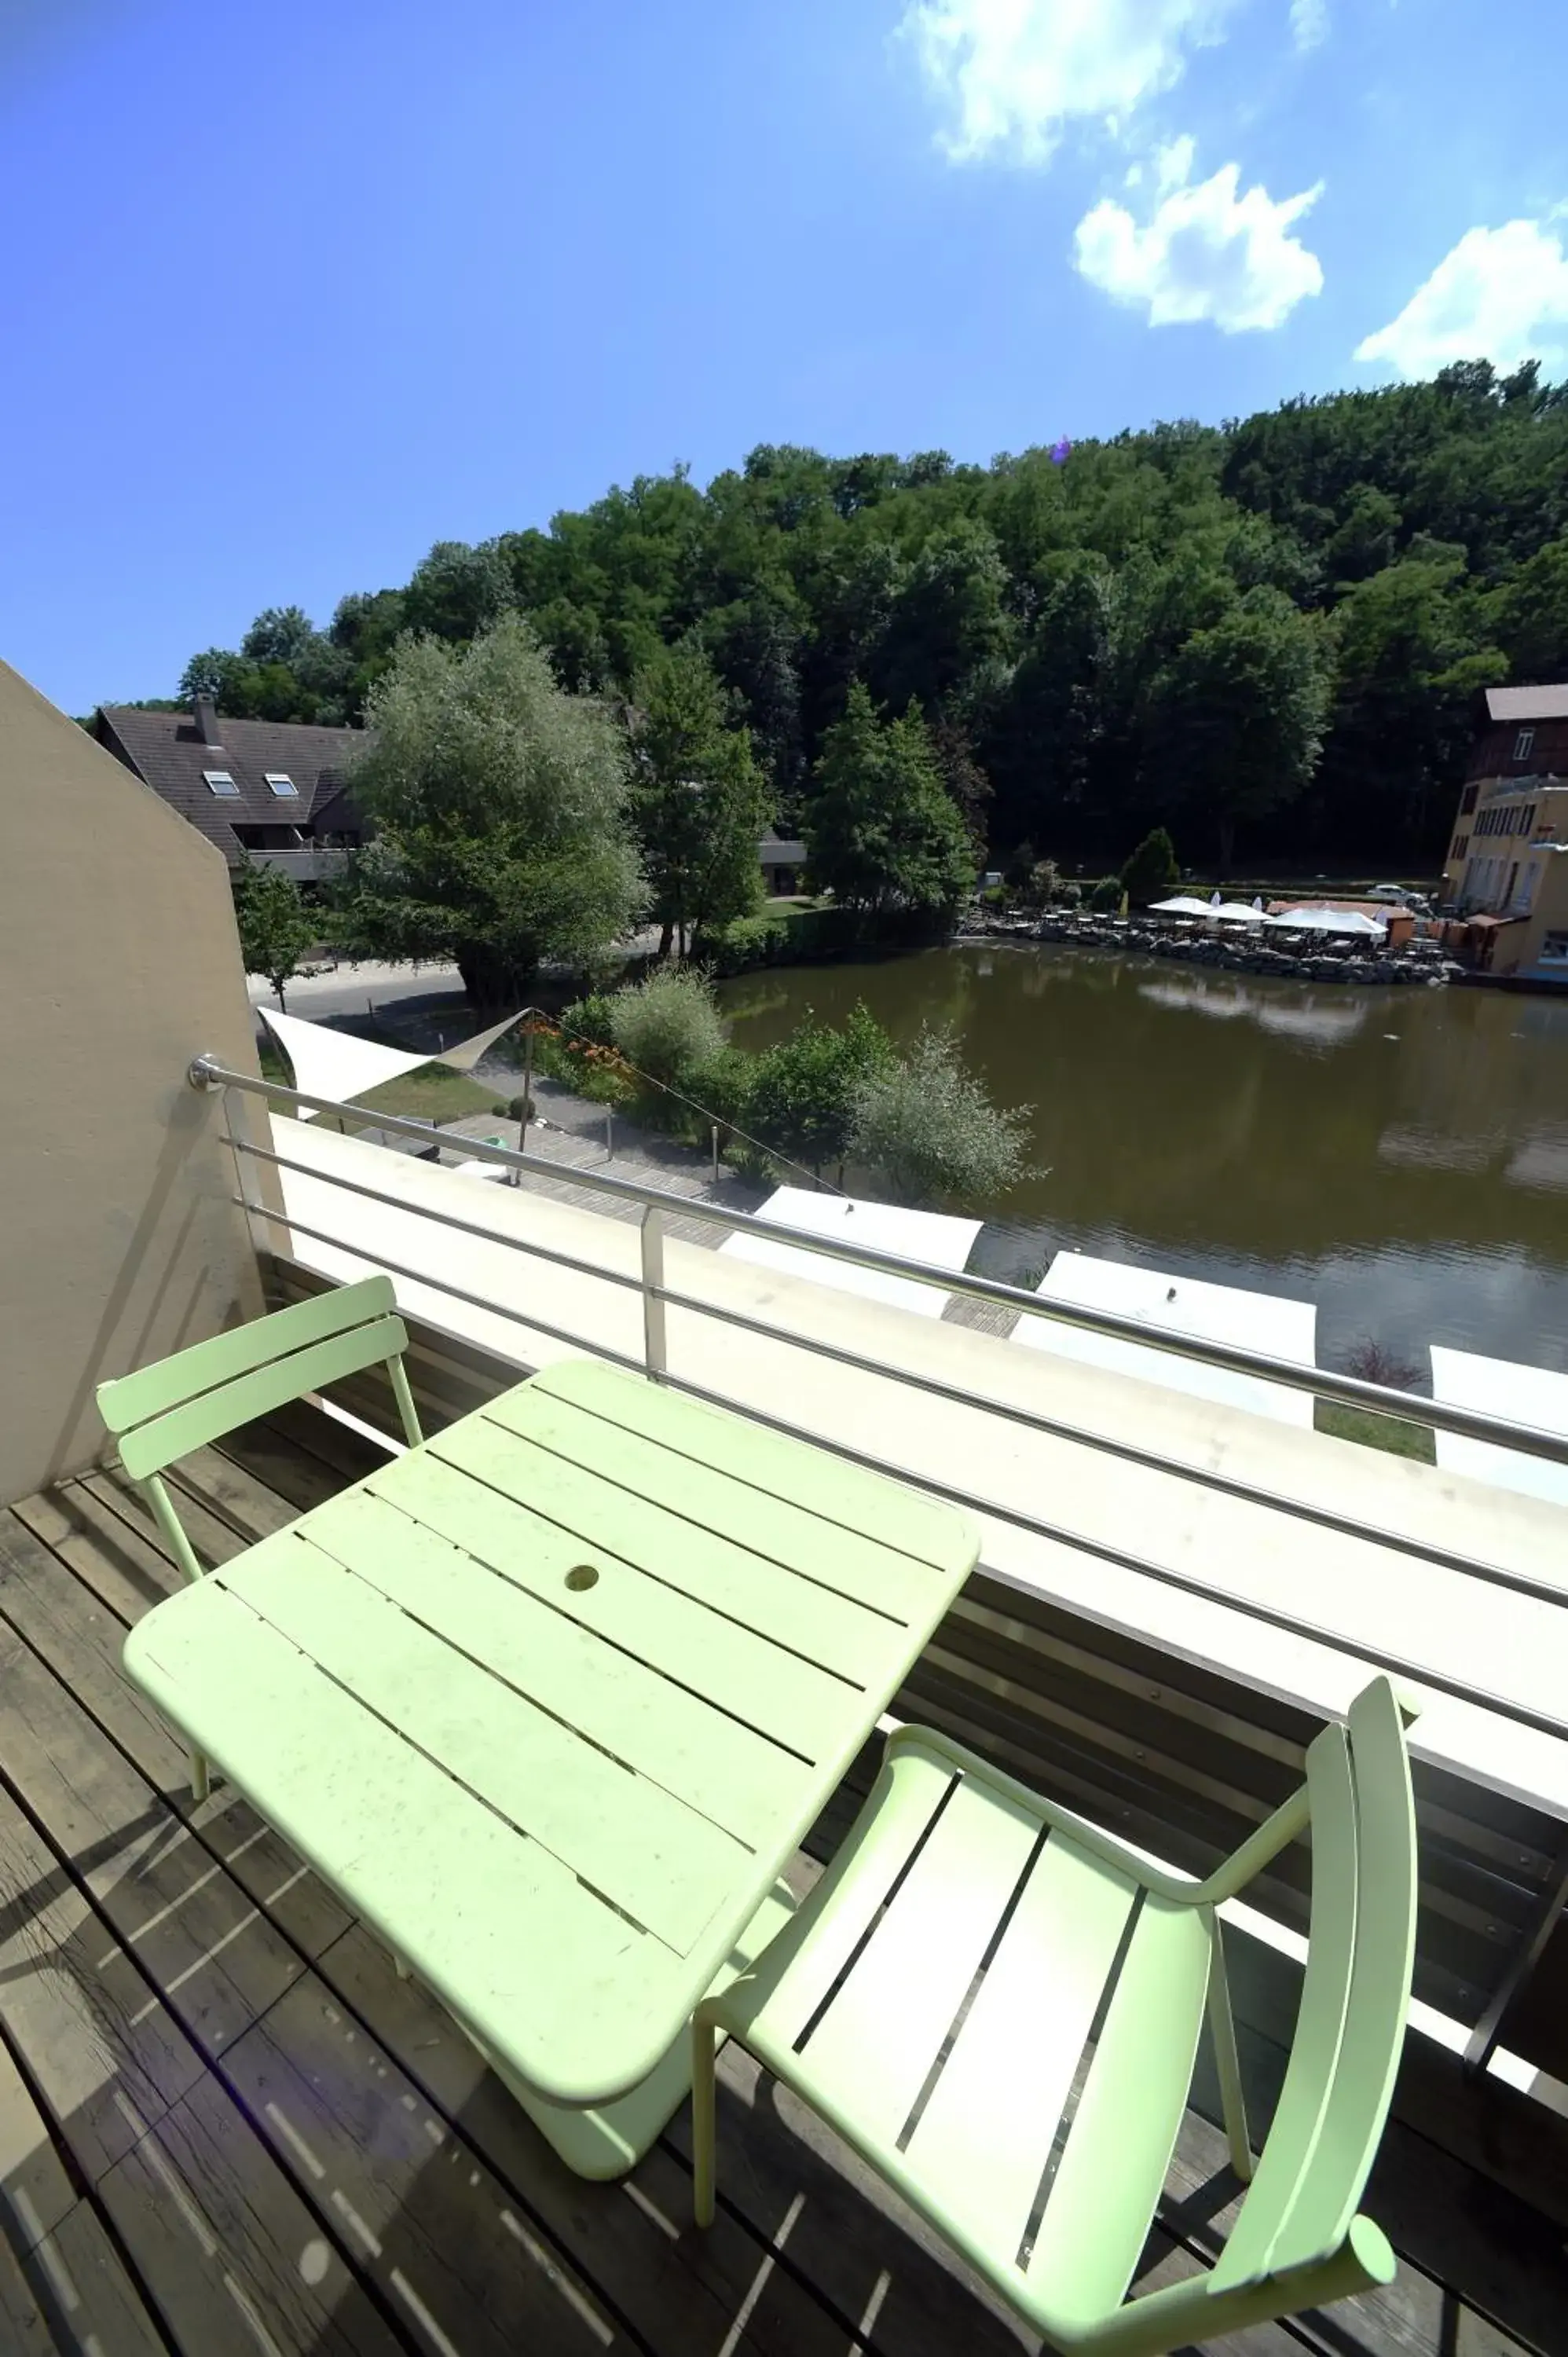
xmin=0 ymin=660 xmax=269 ymax=1502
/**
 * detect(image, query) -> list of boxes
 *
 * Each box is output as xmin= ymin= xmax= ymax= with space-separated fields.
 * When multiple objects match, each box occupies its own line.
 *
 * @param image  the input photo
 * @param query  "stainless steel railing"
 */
xmin=193 ymin=1050 xmax=1568 ymax=1740
xmin=194 ymin=1050 xmax=1568 ymax=1469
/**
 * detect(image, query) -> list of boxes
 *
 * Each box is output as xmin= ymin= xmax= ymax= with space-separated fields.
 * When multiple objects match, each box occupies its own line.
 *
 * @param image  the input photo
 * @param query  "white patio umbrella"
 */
xmin=1266 ymin=904 xmax=1387 ymax=937
xmin=1149 ymin=895 xmax=1214 ymax=917
xmin=1211 ymin=901 xmax=1264 ymax=925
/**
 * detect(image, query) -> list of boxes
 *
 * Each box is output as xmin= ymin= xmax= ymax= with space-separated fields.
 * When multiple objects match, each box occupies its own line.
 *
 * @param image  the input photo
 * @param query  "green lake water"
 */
xmin=719 ymin=944 xmax=1568 ymax=1380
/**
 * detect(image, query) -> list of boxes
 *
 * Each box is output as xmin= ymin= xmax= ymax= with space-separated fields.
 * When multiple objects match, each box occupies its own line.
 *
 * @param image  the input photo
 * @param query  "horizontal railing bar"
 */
xmin=238 ymin=1142 xmax=1565 ymax=1604
xmin=233 ymin=1200 xmax=645 ymax=1382
xmin=226 ymin=1131 xmax=651 ymax=1303
xmin=644 ymin=1365 xmax=1568 ymax=1749
xmin=200 ymin=1054 xmax=1568 ymax=1470
xmin=645 ymin=1274 xmax=1568 ymax=1614
xmin=251 ymin=1215 xmax=1566 ymax=1749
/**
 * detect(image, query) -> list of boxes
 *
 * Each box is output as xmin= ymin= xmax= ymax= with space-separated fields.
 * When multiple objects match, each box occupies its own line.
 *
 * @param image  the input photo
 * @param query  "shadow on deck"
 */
xmin=0 ymin=1402 xmax=1561 ymax=2355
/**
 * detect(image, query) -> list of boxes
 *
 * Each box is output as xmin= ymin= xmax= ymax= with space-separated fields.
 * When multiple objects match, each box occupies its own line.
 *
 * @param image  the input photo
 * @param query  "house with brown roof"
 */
xmin=93 ymin=697 xmax=367 ymax=882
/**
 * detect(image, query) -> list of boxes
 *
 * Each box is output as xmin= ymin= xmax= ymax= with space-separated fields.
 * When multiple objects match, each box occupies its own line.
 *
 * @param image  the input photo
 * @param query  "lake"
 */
xmin=719 ymin=944 xmax=1568 ymax=1380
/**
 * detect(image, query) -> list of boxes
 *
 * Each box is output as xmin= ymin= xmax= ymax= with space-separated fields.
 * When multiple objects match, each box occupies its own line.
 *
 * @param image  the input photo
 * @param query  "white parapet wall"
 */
xmin=719 ymin=1186 xmax=981 ymax=1318
xmin=1431 ymin=1346 xmax=1568 ymax=1509
xmin=258 ymin=1113 xmax=1568 ymax=1828
xmin=1013 ymin=1251 xmax=1318 ymax=1428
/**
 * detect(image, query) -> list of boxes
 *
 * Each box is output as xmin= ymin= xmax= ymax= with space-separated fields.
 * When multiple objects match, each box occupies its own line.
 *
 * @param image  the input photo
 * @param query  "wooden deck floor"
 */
xmin=0 ymin=1403 xmax=1563 ymax=2356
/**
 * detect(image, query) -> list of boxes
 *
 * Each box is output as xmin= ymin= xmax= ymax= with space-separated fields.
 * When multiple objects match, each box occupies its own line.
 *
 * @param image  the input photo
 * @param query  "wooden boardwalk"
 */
xmin=0 ymin=1403 xmax=1562 ymax=2355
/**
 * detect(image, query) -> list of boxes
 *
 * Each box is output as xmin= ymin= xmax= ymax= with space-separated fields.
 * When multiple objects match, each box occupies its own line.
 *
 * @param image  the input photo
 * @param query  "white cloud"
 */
xmin=1073 ymin=145 xmax=1325 ymax=329
xmin=903 ymin=0 xmax=1245 ymax=163
xmin=1289 ymin=0 xmax=1328 ymax=49
xmin=1355 ymin=219 xmax=1568 ymax=378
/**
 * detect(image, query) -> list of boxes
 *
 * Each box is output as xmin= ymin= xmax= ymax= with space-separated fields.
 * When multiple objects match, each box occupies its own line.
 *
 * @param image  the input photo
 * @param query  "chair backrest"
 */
xmin=1212 ymin=1677 xmax=1417 ymax=2289
xmin=97 ymin=1275 xmax=412 ymax=1480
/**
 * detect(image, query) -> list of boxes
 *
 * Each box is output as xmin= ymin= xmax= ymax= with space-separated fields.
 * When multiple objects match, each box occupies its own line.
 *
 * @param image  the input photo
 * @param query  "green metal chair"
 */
xmin=693 ymin=1677 xmax=1417 ymax=2357
xmin=97 ymin=1275 xmax=423 ymax=1798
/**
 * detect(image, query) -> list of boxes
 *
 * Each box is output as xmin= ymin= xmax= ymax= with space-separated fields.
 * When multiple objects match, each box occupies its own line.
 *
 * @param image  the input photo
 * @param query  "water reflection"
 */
xmin=1137 ymin=976 xmax=1370 ymax=1047
xmin=720 ymin=944 xmax=1568 ymax=1373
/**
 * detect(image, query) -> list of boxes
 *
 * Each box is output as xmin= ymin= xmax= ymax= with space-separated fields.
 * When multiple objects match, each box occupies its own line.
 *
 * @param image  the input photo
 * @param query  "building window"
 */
xmin=203 ymin=769 xmax=240 ymax=796
xmin=1460 ymin=783 xmax=1478 ymax=815
xmin=265 ymin=772 xmax=299 ymax=797
xmin=1453 ymin=834 xmax=1468 ymax=859
xmin=1514 ymin=728 xmax=1535 ymax=761
xmin=1541 ymin=931 xmax=1568 ymax=963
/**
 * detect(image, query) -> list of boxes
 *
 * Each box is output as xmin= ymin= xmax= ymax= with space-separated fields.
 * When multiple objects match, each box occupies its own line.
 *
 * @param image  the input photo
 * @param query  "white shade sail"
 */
xmin=258 ymin=1006 xmax=431 ymax=1117
xmin=1013 ymin=1251 xmax=1318 ymax=1428
xmin=719 ymin=1186 xmax=980 ymax=1319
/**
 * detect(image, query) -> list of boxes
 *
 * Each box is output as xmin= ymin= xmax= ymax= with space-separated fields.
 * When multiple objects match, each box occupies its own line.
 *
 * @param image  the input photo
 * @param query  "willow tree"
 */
xmin=340 ymin=616 xmax=643 ymax=1005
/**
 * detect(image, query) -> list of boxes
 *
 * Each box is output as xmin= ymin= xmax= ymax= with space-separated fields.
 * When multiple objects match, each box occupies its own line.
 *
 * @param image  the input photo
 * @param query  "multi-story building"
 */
xmin=93 ymin=695 xmax=366 ymax=881
xmin=1442 ymin=684 xmax=1568 ymax=983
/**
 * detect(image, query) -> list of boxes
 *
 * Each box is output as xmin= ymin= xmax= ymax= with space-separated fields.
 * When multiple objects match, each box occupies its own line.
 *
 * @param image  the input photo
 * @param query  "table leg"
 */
xmin=471 ymin=1879 xmax=795 ymax=2180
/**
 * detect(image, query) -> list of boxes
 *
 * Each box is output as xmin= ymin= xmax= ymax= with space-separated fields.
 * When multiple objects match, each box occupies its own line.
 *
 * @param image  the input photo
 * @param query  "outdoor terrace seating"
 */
xmin=0 ymin=1387 xmax=1564 ymax=2355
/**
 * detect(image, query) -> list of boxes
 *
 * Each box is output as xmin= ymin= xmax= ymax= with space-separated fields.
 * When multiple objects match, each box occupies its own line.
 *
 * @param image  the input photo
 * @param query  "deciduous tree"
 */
xmin=338 ymin=616 xmax=642 ymax=1006
xmin=232 ymin=857 xmax=316 ymax=1013
xmin=629 ymin=643 xmax=771 ymax=958
xmin=804 ymin=684 xmax=973 ymax=918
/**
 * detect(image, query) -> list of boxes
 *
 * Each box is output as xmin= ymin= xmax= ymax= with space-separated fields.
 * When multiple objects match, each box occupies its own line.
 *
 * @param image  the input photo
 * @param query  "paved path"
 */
xmin=276 ymin=978 xmax=1011 ymax=1325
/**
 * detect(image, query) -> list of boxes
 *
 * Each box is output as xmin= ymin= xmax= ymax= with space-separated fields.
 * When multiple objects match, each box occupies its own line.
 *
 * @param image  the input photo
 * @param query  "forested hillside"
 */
xmin=172 ymin=359 xmax=1568 ymax=871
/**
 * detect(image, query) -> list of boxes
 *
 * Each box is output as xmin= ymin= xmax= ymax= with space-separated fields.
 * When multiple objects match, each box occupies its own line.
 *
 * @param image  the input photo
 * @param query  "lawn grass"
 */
xmin=350 ymin=1066 xmax=507 ymax=1124
xmin=258 ymin=1035 xmax=506 ymax=1128
xmin=1314 ymin=1399 xmax=1436 ymax=1462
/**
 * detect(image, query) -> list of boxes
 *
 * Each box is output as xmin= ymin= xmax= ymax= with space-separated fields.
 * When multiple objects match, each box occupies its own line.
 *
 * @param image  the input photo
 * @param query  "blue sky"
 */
xmin=4 ymin=0 xmax=1566 ymax=714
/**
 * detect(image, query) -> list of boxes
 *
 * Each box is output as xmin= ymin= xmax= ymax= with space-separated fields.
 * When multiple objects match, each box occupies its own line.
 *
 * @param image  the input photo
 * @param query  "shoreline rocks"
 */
xmin=956 ymin=910 xmax=1460 ymax=987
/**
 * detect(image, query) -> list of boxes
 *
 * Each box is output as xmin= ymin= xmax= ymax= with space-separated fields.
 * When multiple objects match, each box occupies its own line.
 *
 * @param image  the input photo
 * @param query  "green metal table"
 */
xmin=123 ymin=1358 xmax=980 ymax=2176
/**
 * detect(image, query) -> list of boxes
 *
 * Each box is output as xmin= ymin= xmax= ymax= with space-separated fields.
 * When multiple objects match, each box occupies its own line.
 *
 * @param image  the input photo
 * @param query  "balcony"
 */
xmin=5 ymin=1047 xmax=1566 ymax=2351
xmin=20 ymin=654 xmax=1565 ymax=2352
xmin=240 ymin=845 xmax=351 ymax=882
xmin=2 ymin=1377 xmax=1566 ymax=2355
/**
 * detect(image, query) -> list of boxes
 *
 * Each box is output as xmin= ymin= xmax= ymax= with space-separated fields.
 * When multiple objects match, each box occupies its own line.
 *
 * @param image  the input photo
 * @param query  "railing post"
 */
xmin=606 ymin=1108 xmax=614 ymax=1160
xmin=513 ymin=1021 xmax=533 ymax=1185
xmin=640 ymin=1205 xmax=667 ymax=1381
xmin=194 ymin=1057 xmax=284 ymax=1266
xmin=711 ymin=1124 xmax=720 ymax=1186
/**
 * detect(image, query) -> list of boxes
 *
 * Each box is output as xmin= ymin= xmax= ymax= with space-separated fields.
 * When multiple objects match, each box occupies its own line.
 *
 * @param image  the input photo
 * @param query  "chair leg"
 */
xmin=691 ymin=2011 xmax=718 ymax=2228
xmin=1207 ymin=1911 xmax=1254 ymax=2182
xmin=189 ymin=1747 xmax=210 ymax=1805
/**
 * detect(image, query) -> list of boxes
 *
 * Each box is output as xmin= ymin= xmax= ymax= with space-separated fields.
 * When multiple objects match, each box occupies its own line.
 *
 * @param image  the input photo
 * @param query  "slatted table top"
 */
xmin=123 ymin=1358 xmax=979 ymax=2117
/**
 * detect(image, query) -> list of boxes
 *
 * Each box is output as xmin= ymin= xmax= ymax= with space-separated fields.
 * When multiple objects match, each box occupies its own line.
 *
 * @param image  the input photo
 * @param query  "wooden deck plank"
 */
xmin=0 ymin=1775 xmax=202 ymax=2183
xmin=5 ymin=1435 xmax=1563 ymax=2357
xmin=0 ymin=2029 xmax=78 ymax=2252
xmin=1181 ymin=2011 xmax=1551 ymax=2357
xmin=80 ymin=1467 xmax=247 ymax=1580
xmin=1 ymin=1503 xmax=356 ymax=1962
xmin=0 ymin=1622 xmax=304 ymax=2061
xmin=214 ymin=1404 xmax=391 ymax=1507
xmin=0 ymin=2228 xmax=58 ymax=2355
xmin=97 ymin=2070 xmax=406 ymax=2357
xmin=24 ymin=2198 xmax=174 ymax=2357
xmin=159 ymin=1442 xmax=306 ymax=1545
xmin=221 ymin=1972 xmax=631 ymax=2357
xmin=313 ymin=1917 xmax=898 ymax=2357
xmin=11 ymin=1482 xmax=181 ymax=1626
